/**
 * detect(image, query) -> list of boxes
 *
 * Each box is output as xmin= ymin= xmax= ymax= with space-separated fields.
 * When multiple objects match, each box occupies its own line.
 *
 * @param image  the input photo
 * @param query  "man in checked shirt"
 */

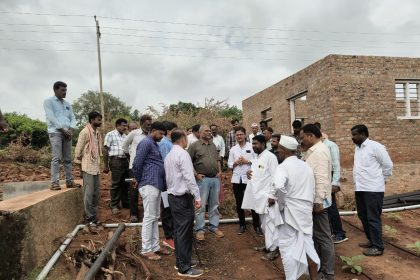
xmin=104 ymin=118 xmax=129 ymax=215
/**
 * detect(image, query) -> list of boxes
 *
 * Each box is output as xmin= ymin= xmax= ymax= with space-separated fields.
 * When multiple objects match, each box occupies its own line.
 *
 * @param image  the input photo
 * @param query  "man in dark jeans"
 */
xmin=351 ymin=124 xmax=393 ymax=256
xmin=104 ymin=118 xmax=129 ymax=215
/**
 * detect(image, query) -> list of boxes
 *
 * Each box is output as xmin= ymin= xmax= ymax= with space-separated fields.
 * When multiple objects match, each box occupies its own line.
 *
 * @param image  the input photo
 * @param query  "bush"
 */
xmin=0 ymin=113 xmax=49 ymax=149
xmin=0 ymin=141 xmax=51 ymax=167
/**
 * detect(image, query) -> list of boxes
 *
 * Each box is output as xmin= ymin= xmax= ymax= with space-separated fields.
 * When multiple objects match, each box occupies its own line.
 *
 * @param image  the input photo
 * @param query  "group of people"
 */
xmin=41 ymin=81 xmax=394 ymax=279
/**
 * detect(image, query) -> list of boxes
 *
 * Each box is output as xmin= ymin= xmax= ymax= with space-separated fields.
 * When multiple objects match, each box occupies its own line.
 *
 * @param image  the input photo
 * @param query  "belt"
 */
xmin=204 ymin=174 xmax=217 ymax=178
xmin=110 ymin=156 xmax=127 ymax=160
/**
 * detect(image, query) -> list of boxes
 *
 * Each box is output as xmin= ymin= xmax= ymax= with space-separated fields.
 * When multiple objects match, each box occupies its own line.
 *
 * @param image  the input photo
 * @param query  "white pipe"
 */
xmin=36 ymin=224 xmax=85 ymax=280
xmin=38 ymin=203 xmax=420 ymax=279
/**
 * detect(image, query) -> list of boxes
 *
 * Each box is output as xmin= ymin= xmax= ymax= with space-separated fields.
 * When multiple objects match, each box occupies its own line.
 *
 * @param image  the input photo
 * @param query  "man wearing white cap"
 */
xmin=248 ymin=123 xmax=261 ymax=143
xmin=269 ymin=135 xmax=320 ymax=280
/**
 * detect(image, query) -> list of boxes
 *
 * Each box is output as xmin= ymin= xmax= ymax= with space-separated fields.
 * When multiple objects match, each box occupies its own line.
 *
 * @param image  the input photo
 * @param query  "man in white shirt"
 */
xmin=210 ymin=124 xmax=225 ymax=159
xmin=122 ymin=114 xmax=152 ymax=222
xmin=187 ymin=124 xmax=200 ymax=149
xmin=300 ymin=124 xmax=335 ymax=280
xmin=351 ymin=124 xmax=393 ymax=257
xmin=228 ymin=127 xmax=262 ymax=235
xmin=248 ymin=123 xmax=261 ymax=143
xmin=165 ymin=129 xmax=203 ymax=278
xmin=270 ymin=135 xmax=320 ymax=280
xmin=242 ymin=135 xmax=279 ymax=261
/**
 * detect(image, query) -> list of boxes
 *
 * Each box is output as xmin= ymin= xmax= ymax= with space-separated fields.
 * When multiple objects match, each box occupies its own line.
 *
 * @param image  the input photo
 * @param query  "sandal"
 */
xmin=141 ymin=252 xmax=161 ymax=261
xmin=50 ymin=183 xmax=61 ymax=191
xmin=155 ymin=248 xmax=171 ymax=255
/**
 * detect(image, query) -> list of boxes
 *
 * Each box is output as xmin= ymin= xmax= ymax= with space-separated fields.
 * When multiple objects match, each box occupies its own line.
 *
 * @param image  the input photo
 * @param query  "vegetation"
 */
xmin=340 ymin=255 xmax=364 ymax=275
xmin=386 ymin=213 xmax=401 ymax=223
xmin=0 ymin=113 xmax=49 ymax=149
xmin=406 ymin=241 xmax=420 ymax=256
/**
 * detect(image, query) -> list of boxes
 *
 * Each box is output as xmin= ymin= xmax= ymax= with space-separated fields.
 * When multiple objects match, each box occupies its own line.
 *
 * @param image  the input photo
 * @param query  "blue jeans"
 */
xmin=195 ymin=177 xmax=220 ymax=232
xmin=49 ymin=133 xmax=73 ymax=184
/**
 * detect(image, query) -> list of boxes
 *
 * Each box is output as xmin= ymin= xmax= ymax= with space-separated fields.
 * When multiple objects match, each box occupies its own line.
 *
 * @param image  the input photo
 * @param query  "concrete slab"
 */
xmin=0 ymin=180 xmax=84 ymax=279
xmin=0 ymin=180 xmax=65 ymax=201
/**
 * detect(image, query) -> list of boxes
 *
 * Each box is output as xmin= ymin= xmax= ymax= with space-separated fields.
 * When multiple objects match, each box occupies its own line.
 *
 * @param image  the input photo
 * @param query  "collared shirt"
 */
xmin=104 ymin=129 xmax=127 ymax=157
xmin=43 ymin=96 xmax=77 ymax=133
xmin=323 ymin=139 xmax=341 ymax=186
xmin=266 ymin=139 xmax=272 ymax=151
xmin=122 ymin=129 xmax=147 ymax=169
xmin=353 ymin=138 xmax=393 ymax=192
xmin=133 ymin=136 xmax=166 ymax=191
xmin=303 ymin=141 xmax=332 ymax=205
xmin=248 ymin=132 xmax=261 ymax=143
xmin=159 ymin=136 xmax=173 ymax=160
xmin=188 ymin=140 xmax=220 ymax=177
xmin=241 ymin=149 xmax=278 ymax=214
xmin=74 ymin=125 xmax=102 ymax=175
xmin=272 ymin=156 xmax=315 ymax=235
xmin=211 ymin=134 xmax=225 ymax=158
xmin=187 ymin=133 xmax=198 ymax=149
xmin=225 ymin=130 xmax=236 ymax=152
xmin=165 ymin=145 xmax=201 ymax=201
xmin=228 ymin=142 xmax=255 ymax=184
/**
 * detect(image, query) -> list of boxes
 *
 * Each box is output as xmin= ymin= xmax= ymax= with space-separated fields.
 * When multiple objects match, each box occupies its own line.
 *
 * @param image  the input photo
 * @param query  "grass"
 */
xmin=385 ymin=213 xmax=402 ymax=223
xmin=406 ymin=241 xmax=420 ymax=256
xmin=340 ymin=255 xmax=364 ymax=275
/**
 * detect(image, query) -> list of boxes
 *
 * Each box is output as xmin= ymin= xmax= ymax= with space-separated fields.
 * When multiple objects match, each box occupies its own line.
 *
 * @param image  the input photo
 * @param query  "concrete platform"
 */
xmin=0 ymin=180 xmax=83 ymax=279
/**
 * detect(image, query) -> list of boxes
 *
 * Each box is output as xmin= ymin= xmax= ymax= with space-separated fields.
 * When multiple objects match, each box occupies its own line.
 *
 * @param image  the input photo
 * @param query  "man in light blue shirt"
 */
xmin=158 ymin=121 xmax=178 ymax=250
xmin=43 ymin=81 xmax=78 ymax=190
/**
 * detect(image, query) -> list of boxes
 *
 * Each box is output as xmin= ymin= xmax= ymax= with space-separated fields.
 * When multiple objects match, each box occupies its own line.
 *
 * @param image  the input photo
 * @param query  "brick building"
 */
xmin=243 ymin=54 xmax=420 ymax=169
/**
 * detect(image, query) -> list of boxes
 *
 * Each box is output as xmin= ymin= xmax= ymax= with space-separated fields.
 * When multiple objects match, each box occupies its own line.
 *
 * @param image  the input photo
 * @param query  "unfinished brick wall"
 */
xmin=243 ymin=54 xmax=420 ymax=167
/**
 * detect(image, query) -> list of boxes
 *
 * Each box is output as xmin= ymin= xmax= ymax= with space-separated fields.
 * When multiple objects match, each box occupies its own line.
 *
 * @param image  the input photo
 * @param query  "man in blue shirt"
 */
xmin=133 ymin=121 xmax=167 ymax=260
xmin=158 ymin=121 xmax=178 ymax=250
xmin=43 ymin=81 xmax=78 ymax=190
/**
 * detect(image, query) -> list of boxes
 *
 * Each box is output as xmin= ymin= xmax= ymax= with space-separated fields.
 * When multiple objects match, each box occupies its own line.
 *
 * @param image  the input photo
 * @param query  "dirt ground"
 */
xmin=1 ymin=161 xmax=420 ymax=279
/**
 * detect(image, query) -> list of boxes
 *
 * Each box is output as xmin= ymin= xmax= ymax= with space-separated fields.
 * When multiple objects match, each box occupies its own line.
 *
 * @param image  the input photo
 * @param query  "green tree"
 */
xmin=72 ymin=91 xmax=132 ymax=126
xmin=131 ymin=109 xmax=141 ymax=122
xmin=218 ymin=105 xmax=242 ymax=120
xmin=168 ymin=102 xmax=200 ymax=116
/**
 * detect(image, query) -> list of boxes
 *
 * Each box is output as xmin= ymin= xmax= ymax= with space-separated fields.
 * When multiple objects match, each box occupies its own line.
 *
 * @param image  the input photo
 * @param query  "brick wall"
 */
xmin=243 ymin=54 xmax=420 ymax=167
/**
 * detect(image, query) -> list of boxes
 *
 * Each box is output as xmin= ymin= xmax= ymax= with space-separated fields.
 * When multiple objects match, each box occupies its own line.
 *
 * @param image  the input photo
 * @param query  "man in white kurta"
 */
xmin=242 ymin=134 xmax=280 ymax=260
xmin=270 ymin=136 xmax=320 ymax=280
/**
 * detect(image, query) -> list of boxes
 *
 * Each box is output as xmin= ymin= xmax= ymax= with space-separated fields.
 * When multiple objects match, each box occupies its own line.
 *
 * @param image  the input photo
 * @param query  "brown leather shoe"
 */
xmin=196 ymin=231 xmax=205 ymax=241
xmin=50 ymin=183 xmax=61 ymax=191
xmin=209 ymin=229 xmax=224 ymax=238
xmin=66 ymin=181 xmax=81 ymax=188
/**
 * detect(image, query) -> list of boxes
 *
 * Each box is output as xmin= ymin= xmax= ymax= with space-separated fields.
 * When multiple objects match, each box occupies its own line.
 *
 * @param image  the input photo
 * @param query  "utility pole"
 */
xmin=94 ymin=15 xmax=105 ymax=123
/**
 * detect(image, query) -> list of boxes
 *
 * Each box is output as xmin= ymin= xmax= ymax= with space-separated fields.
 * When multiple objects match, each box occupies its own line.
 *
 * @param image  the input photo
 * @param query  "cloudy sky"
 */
xmin=1 ymin=0 xmax=420 ymax=120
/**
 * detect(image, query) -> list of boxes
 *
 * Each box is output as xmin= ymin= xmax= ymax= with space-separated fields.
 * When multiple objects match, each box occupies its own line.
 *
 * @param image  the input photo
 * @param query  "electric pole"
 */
xmin=94 ymin=15 xmax=105 ymax=123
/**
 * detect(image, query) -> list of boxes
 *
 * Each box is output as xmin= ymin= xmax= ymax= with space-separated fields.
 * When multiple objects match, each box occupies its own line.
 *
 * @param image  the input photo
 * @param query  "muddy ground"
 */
xmin=1 ymin=161 xmax=419 ymax=279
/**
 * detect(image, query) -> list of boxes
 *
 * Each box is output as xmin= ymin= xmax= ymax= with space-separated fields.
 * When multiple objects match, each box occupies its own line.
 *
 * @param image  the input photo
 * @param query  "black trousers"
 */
xmin=109 ymin=158 xmax=129 ymax=209
xmin=161 ymin=199 xmax=174 ymax=239
xmin=128 ymin=169 xmax=139 ymax=217
xmin=169 ymin=193 xmax=195 ymax=273
xmin=232 ymin=183 xmax=260 ymax=228
xmin=355 ymin=191 xmax=384 ymax=251
xmin=327 ymin=192 xmax=346 ymax=238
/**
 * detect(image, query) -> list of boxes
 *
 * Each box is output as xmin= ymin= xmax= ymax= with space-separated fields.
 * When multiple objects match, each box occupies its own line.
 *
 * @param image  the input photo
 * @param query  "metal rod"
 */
xmin=83 ymin=223 xmax=125 ymax=280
